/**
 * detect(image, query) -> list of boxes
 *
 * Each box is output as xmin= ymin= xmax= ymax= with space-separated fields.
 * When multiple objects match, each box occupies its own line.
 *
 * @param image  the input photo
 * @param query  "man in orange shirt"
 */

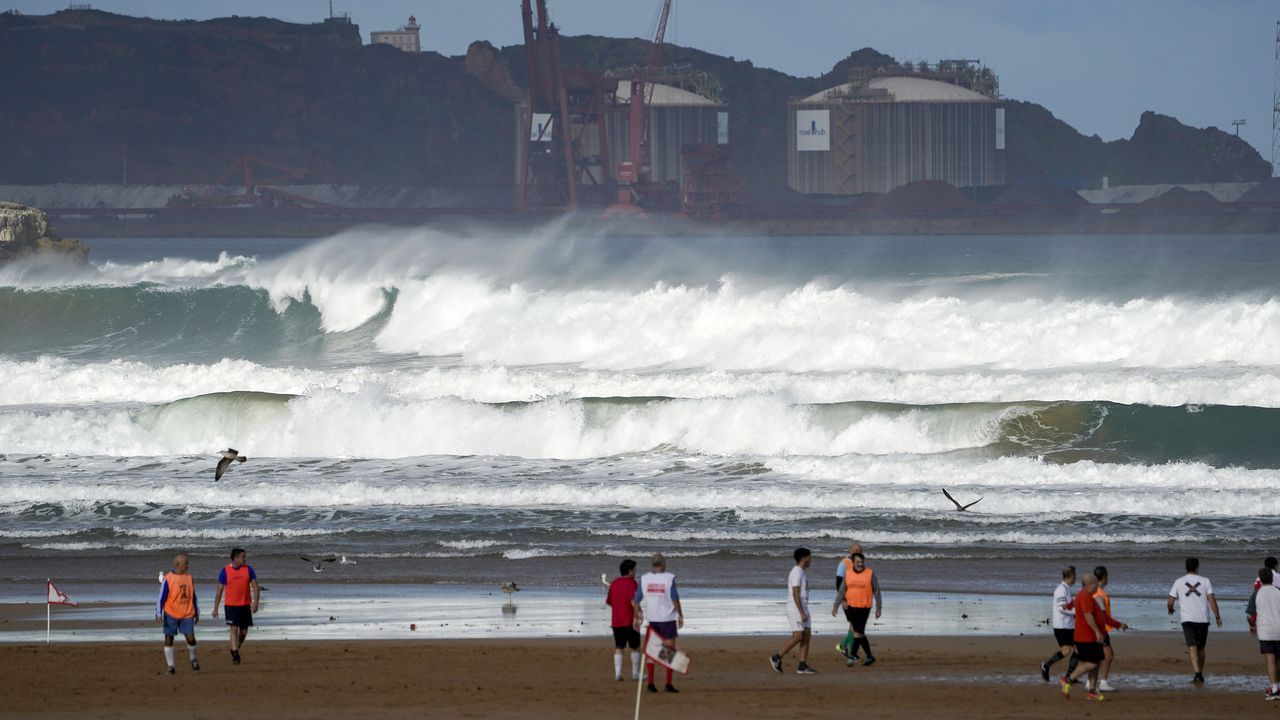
xmin=155 ymin=552 xmax=200 ymax=675
xmin=212 ymin=547 xmax=260 ymax=665
xmin=1092 ymin=566 xmax=1119 ymax=692
xmin=831 ymin=552 xmax=881 ymax=666
xmin=1060 ymin=572 xmax=1127 ymax=701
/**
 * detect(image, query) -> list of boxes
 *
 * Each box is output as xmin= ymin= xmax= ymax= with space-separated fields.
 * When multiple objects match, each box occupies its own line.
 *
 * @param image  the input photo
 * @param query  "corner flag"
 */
xmin=47 ymin=580 xmax=77 ymax=607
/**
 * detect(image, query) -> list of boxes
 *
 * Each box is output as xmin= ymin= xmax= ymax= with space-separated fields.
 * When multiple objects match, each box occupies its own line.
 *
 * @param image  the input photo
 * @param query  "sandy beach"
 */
xmin=0 ymin=633 xmax=1271 ymax=719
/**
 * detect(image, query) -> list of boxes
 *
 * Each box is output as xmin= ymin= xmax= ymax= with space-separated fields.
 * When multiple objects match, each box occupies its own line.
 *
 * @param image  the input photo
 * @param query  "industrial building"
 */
xmin=605 ymin=80 xmax=727 ymax=187
xmin=514 ymin=80 xmax=727 ymax=198
xmin=788 ymin=66 xmax=1005 ymax=195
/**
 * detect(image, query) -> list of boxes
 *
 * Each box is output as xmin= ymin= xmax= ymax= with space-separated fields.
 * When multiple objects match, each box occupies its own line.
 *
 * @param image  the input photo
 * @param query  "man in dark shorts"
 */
xmin=1060 ymin=572 xmax=1127 ymax=701
xmin=606 ymin=558 xmax=641 ymax=681
xmin=1041 ymin=565 xmax=1078 ymax=682
xmin=633 ymin=553 xmax=684 ymax=693
xmin=830 ymin=552 xmax=880 ymax=666
xmin=1167 ymin=557 xmax=1221 ymax=684
xmin=212 ymin=547 xmax=260 ymax=665
xmin=1246 ymin=566 xmax=1280 ymax=700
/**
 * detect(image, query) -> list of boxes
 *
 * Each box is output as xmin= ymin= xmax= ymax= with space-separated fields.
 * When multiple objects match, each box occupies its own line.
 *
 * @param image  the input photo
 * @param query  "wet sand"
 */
xmin=0 ymin=633 xmax=1270 ymax=719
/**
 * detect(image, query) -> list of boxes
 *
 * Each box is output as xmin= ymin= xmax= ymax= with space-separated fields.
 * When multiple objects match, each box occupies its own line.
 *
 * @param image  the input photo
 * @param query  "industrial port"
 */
xmin=1 ymin=2 xmax=1277 ymax=236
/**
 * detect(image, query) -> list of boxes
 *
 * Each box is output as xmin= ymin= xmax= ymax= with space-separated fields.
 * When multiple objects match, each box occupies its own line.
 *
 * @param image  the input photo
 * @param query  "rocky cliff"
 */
xmin=0 ymin=202 xmax=88 ymax=262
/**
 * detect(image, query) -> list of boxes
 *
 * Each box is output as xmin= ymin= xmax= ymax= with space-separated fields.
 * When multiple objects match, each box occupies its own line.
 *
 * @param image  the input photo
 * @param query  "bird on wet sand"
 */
xmin=338 ymin=556 xmax=358 ymax=565
xmin=501 ymin=581 xmax=520 ymax=595
xmin=215 ymin=449 xmax=247 ymax=481
xmin=600 ymin=573 xmax=609 ymax=588
xmin=942 ymin=488 xmax=983 ymax=512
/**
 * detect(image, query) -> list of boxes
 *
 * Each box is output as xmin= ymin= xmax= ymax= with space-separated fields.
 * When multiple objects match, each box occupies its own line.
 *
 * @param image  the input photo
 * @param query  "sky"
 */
xmin=8 ymin=0 xmax=1277 ymax=164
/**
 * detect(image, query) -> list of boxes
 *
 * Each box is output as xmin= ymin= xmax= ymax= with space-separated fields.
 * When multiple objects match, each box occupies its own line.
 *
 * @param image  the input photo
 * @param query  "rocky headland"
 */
xmin=0 ymin=201 xmax=88 ymax=263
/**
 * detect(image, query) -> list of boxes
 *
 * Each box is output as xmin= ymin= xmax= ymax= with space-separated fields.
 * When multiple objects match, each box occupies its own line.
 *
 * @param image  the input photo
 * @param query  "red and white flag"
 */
xmin=46 ymin=580 xmax=77 ymax=607
xmin=643 ymin=628 xmax=691 ymax=675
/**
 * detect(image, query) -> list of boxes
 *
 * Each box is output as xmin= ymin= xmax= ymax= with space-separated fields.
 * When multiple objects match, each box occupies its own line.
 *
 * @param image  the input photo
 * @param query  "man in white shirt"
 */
xmin=1040 ymin=566 xmax=1079 ymax=682
xmin=1167 ymin=556 xmax=1222 ymax=684
xmin=771 ymin=547 xmax=816 ymax=675
xmin=633 ymin=553 xmax=684 ymax=693
xmin=1246 ymin=566 xmax=1280 ymax=701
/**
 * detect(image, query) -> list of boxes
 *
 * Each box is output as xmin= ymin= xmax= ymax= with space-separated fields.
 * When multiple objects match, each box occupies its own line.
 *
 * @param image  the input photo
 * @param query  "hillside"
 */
xmin=0 ymin=10 xmax=1269 ymax=200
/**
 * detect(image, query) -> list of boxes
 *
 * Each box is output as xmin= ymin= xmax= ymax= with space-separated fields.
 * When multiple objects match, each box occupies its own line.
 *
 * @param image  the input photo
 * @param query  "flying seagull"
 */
xmin=301 ymin=555 xmax=337 ymax=573
xmin=215 ymin=449 xmax=247 ymax=481
xmin=942 ymin=488 xmax=983 ymax=512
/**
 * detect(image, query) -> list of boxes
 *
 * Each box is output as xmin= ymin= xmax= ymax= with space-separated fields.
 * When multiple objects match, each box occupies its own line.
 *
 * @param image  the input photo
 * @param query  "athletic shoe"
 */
xmin=190 ymin=660 xmax=200 ymax=672
xmin=1060 ymin=675 xmax=1071 ymax=698
xmin=646 ymin=683 xmax=658 ymax=693
xmin=1193 ymin=673 xmax=1205 ymax=684
xmin=664 ymin=684 xmax=679 ymax=693
xmin=166 ymin=666 xmax=176 ymax=675
xmin=231 ymin=650 xmax=241 ymax=665
xmin=836 ymin=643 xmax=858 ymax=661
xmin=796 ymin=663 xmax=817 ymax=674
xmin=1264 ymin=688 xmax=1279 ymax=701
xmin=1040 ymin=662 xmax=1050 ymax=682
xmin=770 ymin=654 xmax=783 ymax=673
xmin=845 ymin=656 xmax=855 ymax=668
xmin=1097 ymin=679 xmax=1115 ymax=692
xmin=1085 ymin=692 xmax=1109 ymax=702
xmin=861 ymin=656 xmax=876 ymax=667
xmin=615 ymin=674 xmax=623 ymax=682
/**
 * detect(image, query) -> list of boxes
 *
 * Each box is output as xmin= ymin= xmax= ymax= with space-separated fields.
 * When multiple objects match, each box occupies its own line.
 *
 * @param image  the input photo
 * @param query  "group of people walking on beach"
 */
xmin=607 ymin=547 xmax=1280 ymax=705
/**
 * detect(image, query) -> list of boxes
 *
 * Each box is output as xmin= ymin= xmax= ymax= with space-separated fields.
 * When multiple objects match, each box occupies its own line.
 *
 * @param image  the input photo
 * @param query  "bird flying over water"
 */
xmin=942 ymin=488 xmax=982 ymax=512
xmin=301 ymin=555 xmax=337 ymax=573
xmin=215 ymin=448 xmax=247 ymax=481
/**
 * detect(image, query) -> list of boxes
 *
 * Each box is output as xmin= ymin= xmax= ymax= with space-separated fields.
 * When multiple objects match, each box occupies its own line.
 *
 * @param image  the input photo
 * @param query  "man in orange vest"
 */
xmin=831 ymin=552 xmax=881 ymax=666
xmin=212 ymin=547 xmax=260 ymax=665
xmin=155 ymin=552 xmax=200 ymax=675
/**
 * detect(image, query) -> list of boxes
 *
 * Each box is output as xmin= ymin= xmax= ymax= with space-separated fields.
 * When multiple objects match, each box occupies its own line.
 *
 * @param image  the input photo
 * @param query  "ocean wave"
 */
xmin=1 ymin=390 xmax=1279 ymax=467
xmin=1 ymin=457 xmax=1278 ymax=519
xmin=7 ymin=357 xmax=1280 ymax=409
xmin=0 ymin=232 xmax=1278 ymax=370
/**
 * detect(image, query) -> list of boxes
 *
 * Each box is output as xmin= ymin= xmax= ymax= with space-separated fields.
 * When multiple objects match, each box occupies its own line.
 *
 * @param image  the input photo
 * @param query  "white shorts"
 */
xmin=787 ymin=611 xmax=811 ymax=632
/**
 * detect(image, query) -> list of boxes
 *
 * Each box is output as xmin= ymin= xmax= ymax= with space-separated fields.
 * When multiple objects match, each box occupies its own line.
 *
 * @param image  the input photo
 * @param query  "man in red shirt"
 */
xmin=1060 ymin=572 xmax=1127 ymax=701
xmin=605 ymin=558 xmax=641 ymax=681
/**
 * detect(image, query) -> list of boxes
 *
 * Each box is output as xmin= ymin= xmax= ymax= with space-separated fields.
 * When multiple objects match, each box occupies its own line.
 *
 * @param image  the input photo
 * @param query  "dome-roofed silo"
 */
xmin=788 ymin=63 xmax=1006 ymax=195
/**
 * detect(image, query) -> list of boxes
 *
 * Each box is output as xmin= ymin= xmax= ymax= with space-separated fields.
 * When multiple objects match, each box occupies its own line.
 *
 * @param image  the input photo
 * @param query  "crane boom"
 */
xmin=613 ymin=0 xmax=673 ymax=212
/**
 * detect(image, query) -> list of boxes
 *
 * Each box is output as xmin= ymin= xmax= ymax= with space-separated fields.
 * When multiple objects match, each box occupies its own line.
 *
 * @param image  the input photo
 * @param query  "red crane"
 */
xmin=609 ymin=0 xmax=673 ymax=214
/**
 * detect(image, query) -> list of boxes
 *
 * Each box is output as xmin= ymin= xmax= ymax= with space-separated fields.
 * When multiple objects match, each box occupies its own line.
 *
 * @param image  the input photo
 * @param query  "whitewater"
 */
xmin=2 ymin=225 xmax=1279 ymax=585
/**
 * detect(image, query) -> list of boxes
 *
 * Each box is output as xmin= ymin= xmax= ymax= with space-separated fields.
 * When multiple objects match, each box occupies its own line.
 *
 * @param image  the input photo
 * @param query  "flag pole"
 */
xmin=633 ymin=625 xmax=648 ymax=720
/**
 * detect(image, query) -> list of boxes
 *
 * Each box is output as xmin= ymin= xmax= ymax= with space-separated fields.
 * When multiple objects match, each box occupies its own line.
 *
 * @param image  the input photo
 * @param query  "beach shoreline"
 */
xmin=1 ymin=634 xmax=1270 ymax=718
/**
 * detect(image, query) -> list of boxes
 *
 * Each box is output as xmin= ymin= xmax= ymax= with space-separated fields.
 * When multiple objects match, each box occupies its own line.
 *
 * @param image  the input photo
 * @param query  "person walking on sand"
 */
xmin=1168 ymin=556 xmax=1222 ymax=684
xmin=1092 ymin=566 xmax=1120 ymax=692
xmin=834 ymin=542 xmax=862 ymax=662
xmin=772 ymin=547 xmax=816 ymax=675
xmin=606 ymin=558 xmax=641 ymax=681
xmin=156 ymin=552 xmax=200 ymax=675
xmin=212 ymin=547 xmax=260 ymax=665
xmin=1040 ymin=565 xmax=1079 ymax=682
xmin=1247 ymin=566 xmax=1280 ymax=701
xmin=1248 ymin=557 xmax=1280 ymax=629
xmin=633 ymin=553 xmax=684 ymax=693
xmin=1060 ymin=572 xmax=1128 ymax=701
xmin=831 ymin=551 xmax=880 ymax=666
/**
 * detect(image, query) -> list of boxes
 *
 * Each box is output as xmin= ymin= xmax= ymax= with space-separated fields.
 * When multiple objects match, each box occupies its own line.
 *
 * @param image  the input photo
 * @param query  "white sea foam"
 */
xmin=0 ymin=391 xmax=1024 ymax=459
xmin=8 ymin=357 xmax=1280 ymax=408
xmin=1 ymin=458 xmax=1277 ymax=520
